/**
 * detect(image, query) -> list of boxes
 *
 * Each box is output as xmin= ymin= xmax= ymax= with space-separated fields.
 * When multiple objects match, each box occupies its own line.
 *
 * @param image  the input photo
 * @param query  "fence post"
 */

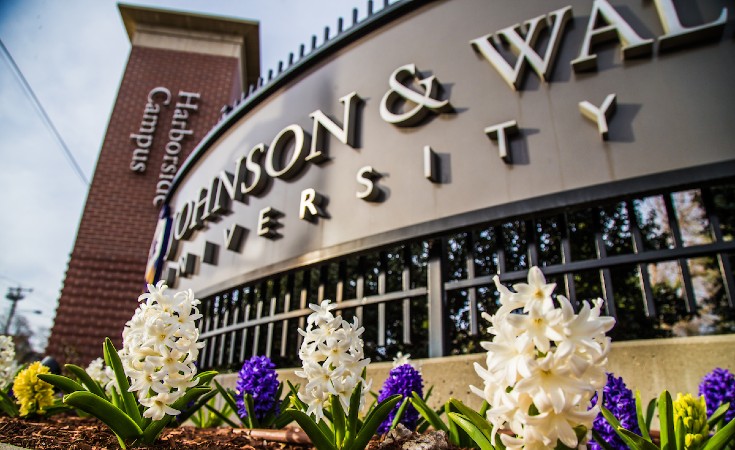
xmin=427 ymin=238 xmax=447 ymax=357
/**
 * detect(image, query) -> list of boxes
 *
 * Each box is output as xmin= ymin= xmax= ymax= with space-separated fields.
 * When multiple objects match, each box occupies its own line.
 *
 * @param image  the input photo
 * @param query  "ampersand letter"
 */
xmin=380 ymin=63 xmax=452 ymax=127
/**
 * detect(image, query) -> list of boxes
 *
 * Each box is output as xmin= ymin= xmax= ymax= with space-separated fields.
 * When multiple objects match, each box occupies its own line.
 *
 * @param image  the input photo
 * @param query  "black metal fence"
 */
xmin=197 ymin=180 xmax=735 ymax=371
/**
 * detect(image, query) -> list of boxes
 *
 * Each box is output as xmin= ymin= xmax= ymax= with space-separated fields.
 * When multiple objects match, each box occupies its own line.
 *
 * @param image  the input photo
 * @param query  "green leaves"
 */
xmin=66 ymin=364 xmax=107 ymax=398
xmin=103 ymin=338 xmax=143 ymax=428
xmin=600 ymin=404 xmax=655 ymax=450
xmin=410 ymin=395 xmax=478 ymax=447
xmin=212 ymin=380 xmax=242 ymax=427
xmin=352 ymin=393 xmax=402 ymax=450
xmin=343 ymin=378 xmax=364 ymax=450
xmin=599 ymin=389 xmax=735 ymax=450
xmin=702 ymin=415 xmax=735 ymax=450
xmin=635 ymin=390 xmax=653 ymax=441
xmin=447 ymin=412 xmax=495 ymax=450
xmin=64 ymin=391 xmax=144 ymax=441
xmin=0 ymin=387 xmax=19 ymax=417
xmin=210 ymin=378 xmax=294 ymax=429
xmin=658 ymin=391 xmax=675 ymax=450
xmin=444 ymin=398 xmax=505 ymax=450
xmin=140 ymin=387 xmax=212 ymax=444
xmin=617 ymin=428 xmax=660 ymax=450
xmin=36 ymin=373 xmax=84 ymax=395
xmin=30 ymin=338 xmax=216 ymax=448
xmin=591 ymin=430 xmax=617 ymax=450
xmin=285 ymin=381 xmax=401 ymax=450
xmin=410 ymin=391 xmax=448 ymax=433
xmin=179 ymin=388 xmax=220 ymax=426
xmin=285 ymin=408 xmax=337 ymax=450
xmin=707 ymin=402 xmax=731 ymax=429
xmin=389 ymin=398 xmax=410 ymax=431
xmin=449 ymin=399 xmax=494 ymax=444
xmin=332 ymin=394 xmax=347 ymax=448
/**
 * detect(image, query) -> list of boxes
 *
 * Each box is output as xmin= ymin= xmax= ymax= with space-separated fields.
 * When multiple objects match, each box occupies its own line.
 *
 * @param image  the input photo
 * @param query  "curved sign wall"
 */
xmin=153 ymin=0 xmax=734 ymax=296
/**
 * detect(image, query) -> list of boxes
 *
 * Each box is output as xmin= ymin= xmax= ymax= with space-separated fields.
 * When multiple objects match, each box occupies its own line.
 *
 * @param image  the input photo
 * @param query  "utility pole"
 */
xmin=4 ymin=286 xmax=32 ymax=335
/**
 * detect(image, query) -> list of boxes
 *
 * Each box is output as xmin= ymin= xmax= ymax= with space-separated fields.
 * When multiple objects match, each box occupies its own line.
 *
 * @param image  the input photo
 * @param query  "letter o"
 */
xmin=166 ymin=141 xmax=181 ymax=155
xmin=173 ymin=202 xmax=193 ymax=241
xmin=265 ymin=124 xmax=306 ymax=179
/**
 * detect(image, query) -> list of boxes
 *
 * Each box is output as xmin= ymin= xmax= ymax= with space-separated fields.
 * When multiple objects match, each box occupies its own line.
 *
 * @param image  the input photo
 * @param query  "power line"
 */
xmin=0 ymin=274 xmax=23 ymax=286
xmin=0 ymin=38 xmax=90 ymax=186
xmin=4 ymin=286 xmax=33 ymax=334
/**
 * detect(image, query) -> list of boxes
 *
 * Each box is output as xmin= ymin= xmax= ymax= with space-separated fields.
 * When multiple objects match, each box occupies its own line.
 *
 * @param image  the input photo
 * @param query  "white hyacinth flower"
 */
xmin=0 ymin=335 xmax=17 ymax=390
xmin=295 ymin=300 xmax=371 ymax=421
xmin=472 ymin=267 xmax=615 ymax=449
xmin=392 ymin=352 xmax=412 ymax=368
xmin=85 ymin=357 xmax=119 ymax=396
xmin=120 ymin=281 xmax=203 ymax=421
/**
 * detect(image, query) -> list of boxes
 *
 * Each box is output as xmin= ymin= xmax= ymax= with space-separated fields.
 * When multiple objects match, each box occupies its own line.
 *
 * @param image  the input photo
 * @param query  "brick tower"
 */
xmin=46 ymin=5 xmax=259 ymax=365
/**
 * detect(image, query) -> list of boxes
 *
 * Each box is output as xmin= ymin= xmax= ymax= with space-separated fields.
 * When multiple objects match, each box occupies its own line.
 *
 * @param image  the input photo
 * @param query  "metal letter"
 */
xmin=356 ymin=166 xmax=382 ymax=202
xmin=484 ymin=120 xmax=519 ymax=164
xmin=242 ymin=143 xmax=268 ymax=196
xmin=470 ymin=6 xmax=573 ymax=91
xmin=163 ymin=267 xmax=178 ymax=287
xmin=173 ymin=108 xmax=189 ymax=120
xmin=300 ymin=188 xmax=317 ymax=220
xmin=223 ymin=224 xmax=247 ymax=252
xmin=176 ymin=91 xmax=200 ymax=110
xmin=307 ymin=91 xmax=361 ymax=163
xmin=653 ymin=0 xmax=727 ymax=52
xmin=579 ymin=93 xmax=617 ymax=140
xmin=572 ymin=0 xmax=654 ymax=72
xmin=219 ymin=161 xmax=247 ymax=204
xmin=203 ymin=242 xmax=219 ymax=265
xmin=189 ymin=187 xmax=209 ymax=232
xmin=137 ymin=113 xmax=157 ymax=134
xmin=130 ymin=133 xmax=152 ymax=149
xmin=299 ymin=188 xmax=327 ymax=222
xmin=173 ymin=201 xmax=194 ymax=241
xmin=257 ymin=207 xmax=281 ymax=239
xmin=380 ymin=64 xmax=451 ymax=126
xmin=265 ymin=125 xmax=307 ymax=179
xmin=178 ymin=253 xmax=197 ymax=278
xmin=147 ymin=87 xmax=171 ymax=105
xmin=204 ymin=176 xmax=231 ymax=220
xmin=424 ymin=145 xmax=439 ymax=183
xmin=168 ymin=127 xmax=193 ymax=142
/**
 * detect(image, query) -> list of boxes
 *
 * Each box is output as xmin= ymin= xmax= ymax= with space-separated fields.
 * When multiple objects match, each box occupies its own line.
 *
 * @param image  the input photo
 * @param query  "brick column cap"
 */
xmin=118 ymin=3 xmax=260 ymax=88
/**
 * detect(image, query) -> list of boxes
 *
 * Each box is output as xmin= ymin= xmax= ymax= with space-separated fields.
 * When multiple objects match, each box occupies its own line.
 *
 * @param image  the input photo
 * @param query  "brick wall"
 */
xmin=46 ymin=45 xmax=240 ymax=365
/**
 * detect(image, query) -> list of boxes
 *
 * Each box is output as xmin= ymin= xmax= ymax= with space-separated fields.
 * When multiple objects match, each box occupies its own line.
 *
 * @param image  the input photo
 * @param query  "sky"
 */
xmin=0 ymin=0 xmax=376 ymax=352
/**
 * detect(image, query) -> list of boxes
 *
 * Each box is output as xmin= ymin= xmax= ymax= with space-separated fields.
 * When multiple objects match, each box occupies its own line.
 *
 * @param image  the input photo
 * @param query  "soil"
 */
xmin=0 ymin=414 xmax=322 ymax=450
xmin=0 ymin=414 xmax=429 ymax=450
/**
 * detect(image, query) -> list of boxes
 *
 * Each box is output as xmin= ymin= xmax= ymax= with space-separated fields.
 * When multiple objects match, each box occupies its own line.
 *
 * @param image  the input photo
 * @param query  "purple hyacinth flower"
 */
xmin=235 ymin=355 xmax=280 ymax=422
xmin=699 ymin=367 xmax=735 ymax=423
xmin=377 ymin=364 xmax=424 ymax=435
xmin=590 ymin=373 xmax=641 ymax=450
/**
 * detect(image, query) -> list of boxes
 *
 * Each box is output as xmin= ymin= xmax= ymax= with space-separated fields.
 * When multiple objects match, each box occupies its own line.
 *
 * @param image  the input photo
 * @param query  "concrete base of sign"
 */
xmin=0 ymin=444 xmax=25 ymax=450
xmin=218 ymin=334 xmax=735 ymax=410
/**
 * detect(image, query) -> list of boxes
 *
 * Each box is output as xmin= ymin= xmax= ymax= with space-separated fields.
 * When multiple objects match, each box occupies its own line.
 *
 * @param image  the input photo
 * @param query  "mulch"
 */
xmin=0 ymin=414 xmax=412 ymax=450
xmin=0 ymin=414 xmax=312 ymax=450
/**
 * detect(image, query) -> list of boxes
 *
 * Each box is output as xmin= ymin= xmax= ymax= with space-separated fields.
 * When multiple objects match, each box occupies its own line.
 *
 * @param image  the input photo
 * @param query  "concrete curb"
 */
xmin=0 ymin=443 xmax=28 ymax=450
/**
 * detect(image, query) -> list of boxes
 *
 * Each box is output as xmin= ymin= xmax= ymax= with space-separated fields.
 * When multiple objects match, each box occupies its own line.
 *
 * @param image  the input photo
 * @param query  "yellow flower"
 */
xmin=13 ymin=361 xmax=54 ymax=416
xmin=673 ymin=392 xmax=710 ymax=450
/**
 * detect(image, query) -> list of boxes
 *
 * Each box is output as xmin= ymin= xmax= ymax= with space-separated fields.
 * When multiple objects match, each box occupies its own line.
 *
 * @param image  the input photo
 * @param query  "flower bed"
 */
xmin=0 ymin=414 xmax=289 ymax=449
xmin=1 ymin=269 xmax=734 ymax=450
xmin=0 ymin=415 xmax=444 ymax=450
